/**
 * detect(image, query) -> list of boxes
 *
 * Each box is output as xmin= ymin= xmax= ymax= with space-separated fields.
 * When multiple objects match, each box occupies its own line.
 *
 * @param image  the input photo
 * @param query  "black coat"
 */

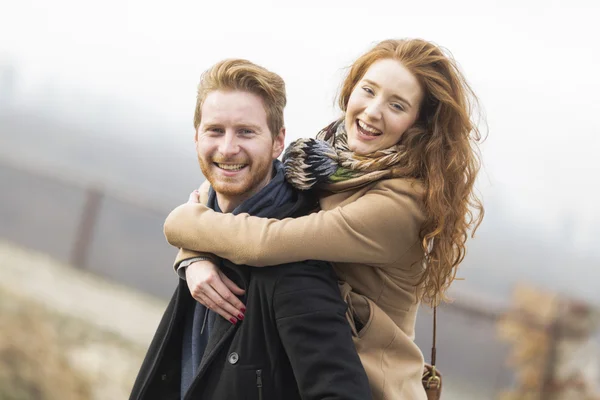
xmin=130 ymin=165 xmax=371 ymax=400
xmin=129 ymin=258 xmax=371 ymax=400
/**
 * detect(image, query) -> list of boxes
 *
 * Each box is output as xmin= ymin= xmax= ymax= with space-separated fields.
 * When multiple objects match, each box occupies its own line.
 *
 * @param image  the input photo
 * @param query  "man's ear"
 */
xmin=194 ymin=127 xmax=199 ymax=143
xmin=272 ymin=127 xmax=286 ymax=159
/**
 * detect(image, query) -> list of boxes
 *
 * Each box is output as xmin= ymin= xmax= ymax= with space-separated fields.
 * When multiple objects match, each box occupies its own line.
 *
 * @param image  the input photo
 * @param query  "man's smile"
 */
xmin=214 ymin=163 xmax=248 ymax=171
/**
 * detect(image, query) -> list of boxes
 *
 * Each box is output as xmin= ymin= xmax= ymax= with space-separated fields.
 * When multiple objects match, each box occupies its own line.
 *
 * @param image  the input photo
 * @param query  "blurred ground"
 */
xmin=0 ymin=291 xmax=91 ymax=400
xmin=0 ymin=240 xmax=166 ymax=399
xmin=0 ymin=239 xmax=491 ymax=399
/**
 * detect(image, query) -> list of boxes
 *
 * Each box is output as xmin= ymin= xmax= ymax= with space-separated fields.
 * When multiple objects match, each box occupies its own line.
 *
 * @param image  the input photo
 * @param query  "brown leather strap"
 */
xmin=431 ymin=306 xmax=437 ymax=366
xmin=425 ymin=239 xmax=437 ymax=368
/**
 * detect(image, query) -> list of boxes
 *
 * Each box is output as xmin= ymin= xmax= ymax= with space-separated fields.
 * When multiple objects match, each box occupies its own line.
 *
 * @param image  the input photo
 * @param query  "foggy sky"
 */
xmin=1 ymin=0 xmax=599 ymax=253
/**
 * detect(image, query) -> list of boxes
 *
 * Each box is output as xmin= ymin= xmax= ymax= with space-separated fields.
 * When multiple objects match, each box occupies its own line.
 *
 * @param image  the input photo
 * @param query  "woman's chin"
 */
xmin=348 ymin=139 xmax=373 ymax=156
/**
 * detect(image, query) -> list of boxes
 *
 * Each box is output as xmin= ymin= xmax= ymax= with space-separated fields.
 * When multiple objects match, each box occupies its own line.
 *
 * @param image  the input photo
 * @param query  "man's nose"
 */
xmin=218 ymin=132 xmax=240 ymax=156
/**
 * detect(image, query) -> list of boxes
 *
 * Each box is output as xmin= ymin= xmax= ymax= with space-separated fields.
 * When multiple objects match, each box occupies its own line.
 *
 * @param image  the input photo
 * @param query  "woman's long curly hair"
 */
xmin=338 ymin=38 xmax=485 ymax=306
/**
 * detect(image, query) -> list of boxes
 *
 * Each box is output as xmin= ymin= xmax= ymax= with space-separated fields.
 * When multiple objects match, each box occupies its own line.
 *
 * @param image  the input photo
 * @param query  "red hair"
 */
xmin=194 ymin=59 xmax=286 ymax=138
xmin=339 ymin=39 xmax=485 ymax=305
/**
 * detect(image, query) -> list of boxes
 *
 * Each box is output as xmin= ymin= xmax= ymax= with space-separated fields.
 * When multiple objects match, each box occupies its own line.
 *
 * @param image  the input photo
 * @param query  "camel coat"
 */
xmin=165 ymin=175 xmax=428 ymax=400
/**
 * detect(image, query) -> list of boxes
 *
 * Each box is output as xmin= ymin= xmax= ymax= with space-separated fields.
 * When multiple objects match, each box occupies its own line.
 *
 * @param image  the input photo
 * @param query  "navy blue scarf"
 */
xmin=180 ymin=160 xmax=306 ymax=396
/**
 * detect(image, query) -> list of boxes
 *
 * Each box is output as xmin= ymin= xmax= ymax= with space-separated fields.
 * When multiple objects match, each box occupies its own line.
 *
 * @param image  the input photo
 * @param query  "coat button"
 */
xmin=228 ymin=352 xmax=239 ymax=365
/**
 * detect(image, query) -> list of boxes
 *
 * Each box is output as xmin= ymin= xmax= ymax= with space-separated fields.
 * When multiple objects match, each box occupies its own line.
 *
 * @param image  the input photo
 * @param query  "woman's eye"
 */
xmin=362 ymin=87 xmax=374 ymax=95
xmin=391 ymin=103 xmax=404 ymax=111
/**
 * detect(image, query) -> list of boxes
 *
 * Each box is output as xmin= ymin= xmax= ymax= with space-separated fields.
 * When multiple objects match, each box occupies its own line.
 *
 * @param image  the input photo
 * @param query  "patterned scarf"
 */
xmin=283 ymin=119 xmax=406 ymax=190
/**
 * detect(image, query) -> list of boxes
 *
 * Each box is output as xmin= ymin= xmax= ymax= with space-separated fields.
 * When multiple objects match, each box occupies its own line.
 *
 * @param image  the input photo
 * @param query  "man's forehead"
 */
xmin=201 ymin=90 xmax=267 ymax=125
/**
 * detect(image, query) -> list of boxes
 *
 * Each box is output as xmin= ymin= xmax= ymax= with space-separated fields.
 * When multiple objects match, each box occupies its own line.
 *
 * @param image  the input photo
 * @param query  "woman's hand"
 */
xmin=185 ymin=259 xmax=246 ymax=323
xmin=188 ymin=190 xmax=200 ymax=204
xmin=183 ymin=188 xmax=247 ymax=322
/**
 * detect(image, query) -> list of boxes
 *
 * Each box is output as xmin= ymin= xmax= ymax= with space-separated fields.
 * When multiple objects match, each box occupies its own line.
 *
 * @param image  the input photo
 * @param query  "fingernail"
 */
xmin=238 ymin=313 xmax=245 ymax=320
xmin=229 ymin=318 xmax=237 ymax=325
xmin=241 ymin=307 xmax=246 ymax=313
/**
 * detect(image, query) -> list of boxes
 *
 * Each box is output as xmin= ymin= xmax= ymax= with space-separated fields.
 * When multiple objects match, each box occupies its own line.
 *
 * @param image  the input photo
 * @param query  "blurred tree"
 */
xmin=498 ymin=284 xmax=600 ymax=400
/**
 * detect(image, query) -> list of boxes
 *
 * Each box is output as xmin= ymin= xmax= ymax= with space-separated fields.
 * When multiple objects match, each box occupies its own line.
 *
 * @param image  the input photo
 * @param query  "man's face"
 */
xmin=196 ymin=90 xmax=285 ymax=209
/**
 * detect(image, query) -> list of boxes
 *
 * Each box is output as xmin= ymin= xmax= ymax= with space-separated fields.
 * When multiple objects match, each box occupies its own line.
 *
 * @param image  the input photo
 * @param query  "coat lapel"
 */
xmin=196 ymin=313 xmax=236 ymax=375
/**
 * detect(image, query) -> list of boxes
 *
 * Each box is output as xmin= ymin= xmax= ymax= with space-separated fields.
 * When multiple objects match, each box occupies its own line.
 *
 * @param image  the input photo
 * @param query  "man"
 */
xmin=130 ymin=59 xmax=371 ymax=400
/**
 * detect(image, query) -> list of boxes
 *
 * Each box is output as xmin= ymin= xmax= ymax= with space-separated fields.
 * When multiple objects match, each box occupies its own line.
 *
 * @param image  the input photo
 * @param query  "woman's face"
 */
xmin=345 ymin=58 xmax=424 ymax=155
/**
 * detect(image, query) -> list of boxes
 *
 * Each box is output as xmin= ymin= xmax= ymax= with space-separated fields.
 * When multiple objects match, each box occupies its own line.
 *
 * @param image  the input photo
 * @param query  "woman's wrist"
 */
xmin=176 ymin=256 xmax=214 ymax=280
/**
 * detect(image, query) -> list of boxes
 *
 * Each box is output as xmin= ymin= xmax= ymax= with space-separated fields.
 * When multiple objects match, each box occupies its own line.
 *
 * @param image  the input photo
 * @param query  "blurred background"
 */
xmin=1 ymin=0 xmax=599 ymax=399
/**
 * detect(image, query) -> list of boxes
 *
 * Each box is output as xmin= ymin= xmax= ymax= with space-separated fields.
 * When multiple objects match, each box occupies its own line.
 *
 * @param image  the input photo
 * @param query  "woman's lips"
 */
xmin=356 ymin=120 xmax=382 ymax=140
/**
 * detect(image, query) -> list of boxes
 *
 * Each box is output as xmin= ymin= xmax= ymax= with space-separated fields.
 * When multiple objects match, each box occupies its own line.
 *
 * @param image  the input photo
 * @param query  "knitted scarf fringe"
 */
xmin=283 ymin=120 xmax=407 ymax=190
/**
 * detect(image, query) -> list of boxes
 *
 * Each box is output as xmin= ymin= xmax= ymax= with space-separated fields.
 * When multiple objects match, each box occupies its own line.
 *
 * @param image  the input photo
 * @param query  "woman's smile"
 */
xmin=356 ymin=119 xmax=383 ymax=139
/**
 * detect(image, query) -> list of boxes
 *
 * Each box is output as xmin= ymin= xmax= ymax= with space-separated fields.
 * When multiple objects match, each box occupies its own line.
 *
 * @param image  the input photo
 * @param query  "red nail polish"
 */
xmin=241 ymin=307 xmax=246 ymax=313
xmin=229 ymin=318 xmax=237 ymax=325
xmin=238 ymin=313 xmax=245 ymax=320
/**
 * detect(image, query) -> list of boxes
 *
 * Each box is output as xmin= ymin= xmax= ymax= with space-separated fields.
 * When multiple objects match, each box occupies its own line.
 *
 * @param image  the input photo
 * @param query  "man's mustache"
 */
xmin=209 ymin=157 xmax=249 ymax=164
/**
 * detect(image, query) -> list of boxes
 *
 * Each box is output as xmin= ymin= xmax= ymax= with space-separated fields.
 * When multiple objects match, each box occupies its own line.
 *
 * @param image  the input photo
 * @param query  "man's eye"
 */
xmin=209 ymin=128 xmax=224 ymax=133
xmin=239 ymin=129 xmax=254 ymax=135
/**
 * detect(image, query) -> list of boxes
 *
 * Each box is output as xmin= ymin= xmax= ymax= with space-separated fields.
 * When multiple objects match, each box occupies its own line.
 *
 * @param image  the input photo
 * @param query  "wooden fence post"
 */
xmin=497 ymin=284 xmax=600 ymax=400
xmin=70 ymin=186 xmax=103 ymax=269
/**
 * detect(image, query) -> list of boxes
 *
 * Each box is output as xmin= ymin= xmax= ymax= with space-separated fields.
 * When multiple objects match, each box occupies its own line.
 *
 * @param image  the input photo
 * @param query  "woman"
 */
xmin=164 ymin=38 xmax=484 ymax=399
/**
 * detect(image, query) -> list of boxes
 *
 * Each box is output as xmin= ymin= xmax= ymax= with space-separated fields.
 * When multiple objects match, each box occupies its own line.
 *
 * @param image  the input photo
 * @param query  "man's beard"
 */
xmin=197 ymin=155 xmax=272 ymax=198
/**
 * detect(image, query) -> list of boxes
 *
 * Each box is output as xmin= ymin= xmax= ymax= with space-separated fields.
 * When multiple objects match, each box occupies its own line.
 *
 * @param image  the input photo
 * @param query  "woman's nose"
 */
xmin=363 ymin=100 xmax=383 ymax=120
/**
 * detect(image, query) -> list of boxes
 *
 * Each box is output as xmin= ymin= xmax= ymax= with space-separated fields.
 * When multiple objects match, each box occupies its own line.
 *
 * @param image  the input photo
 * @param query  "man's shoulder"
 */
xmin=267 ymin=260 xmax=346 ymax=319
xmin=252 ymin=260 xmax=338 ymax=289
xmin=258 ymin=259 xmax=334 ymax=275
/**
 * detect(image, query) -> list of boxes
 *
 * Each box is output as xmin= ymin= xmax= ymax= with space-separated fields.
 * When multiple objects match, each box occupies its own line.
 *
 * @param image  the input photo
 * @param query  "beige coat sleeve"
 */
xmin=164 ymin=179 xmax=425 ymax=268
xmin=172 ymin=180 xmax=218 ymax=270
